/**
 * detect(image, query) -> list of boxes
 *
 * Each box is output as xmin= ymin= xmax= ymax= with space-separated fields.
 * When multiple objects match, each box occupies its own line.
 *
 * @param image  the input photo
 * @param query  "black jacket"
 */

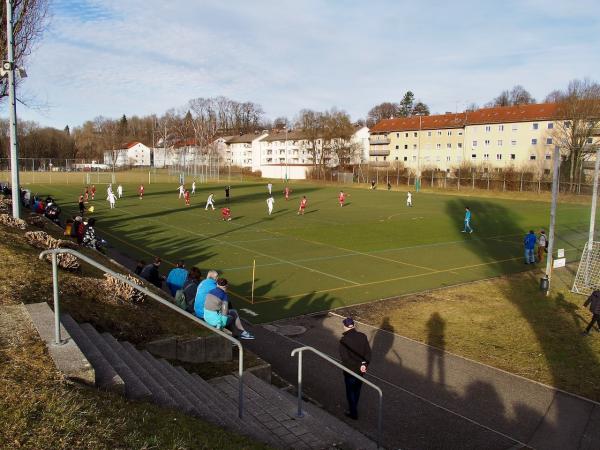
xmin=339 ymin=328 xmax=371 ymax=374
xmin=140 ymin=263 xmax=162 ymax=288
xmin=584 ymin=290 xmax=600 ymax=315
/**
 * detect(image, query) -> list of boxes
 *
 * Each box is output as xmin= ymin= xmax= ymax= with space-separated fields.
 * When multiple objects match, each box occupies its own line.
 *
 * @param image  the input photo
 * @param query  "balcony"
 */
xmin=369 ymin=137 xmax=391 ymax=145
xmin=369 ymin=148 xmax=390 ymax=157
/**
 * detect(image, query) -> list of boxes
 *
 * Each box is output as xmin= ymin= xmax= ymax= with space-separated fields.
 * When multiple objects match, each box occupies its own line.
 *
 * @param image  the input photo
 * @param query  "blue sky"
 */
xmin=7 ymin=0 xmax=600 ymax=129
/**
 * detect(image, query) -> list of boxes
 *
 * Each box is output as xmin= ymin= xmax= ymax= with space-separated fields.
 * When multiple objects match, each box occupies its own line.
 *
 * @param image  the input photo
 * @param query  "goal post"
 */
xmin=572 ymin=241 xmax=600 ymax=295
xmin=85 ymin=172 xmax=115 ymax=185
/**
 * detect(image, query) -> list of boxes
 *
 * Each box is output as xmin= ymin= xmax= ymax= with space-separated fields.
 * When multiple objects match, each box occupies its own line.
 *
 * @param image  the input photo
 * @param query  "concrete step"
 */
xmin=244 ymin=371 xmax=377 ymax=450
xmin=211 ymin=375 xmax=298 ymax=449
xmin=98 ymin=334 xmax=176 ymax=410
xmin=135 ymin=350 xmax=199 ymax=416
xmin=24 ymin=303 xmax=95 ymax=386
xmin=172 ymin=366 xmax=282 ymax=446
xmin=60 ymin=314 xmax=124 ymax=394
xmin=79 ymin=323 xmax=152 ymax=401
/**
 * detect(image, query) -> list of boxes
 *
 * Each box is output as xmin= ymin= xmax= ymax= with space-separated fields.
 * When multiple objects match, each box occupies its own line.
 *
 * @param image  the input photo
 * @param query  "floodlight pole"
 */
xmin=545 ymin=145 xmax=561 ymax=295
xmin=5 ymin=0 xmax=21 ymax=219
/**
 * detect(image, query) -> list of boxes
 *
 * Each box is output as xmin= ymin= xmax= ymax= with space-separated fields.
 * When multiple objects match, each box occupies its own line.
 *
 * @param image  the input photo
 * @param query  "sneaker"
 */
xmin=469 ymin=230 xmax=473 ymax=234
xmin=240 ymin=331 xmax=255 ymax=340
xmin=461 ymin=230 xmax=466 ymax=233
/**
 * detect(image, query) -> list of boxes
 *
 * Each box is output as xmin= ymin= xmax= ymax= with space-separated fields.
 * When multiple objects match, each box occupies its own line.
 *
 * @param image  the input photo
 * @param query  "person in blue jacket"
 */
xmin=194 ymin=270 xmax=218 ymax=318
xmin=524 ymin=230 xmax=537 ymax=264
xmin=166 ymin=261 xmax=188 ymax=296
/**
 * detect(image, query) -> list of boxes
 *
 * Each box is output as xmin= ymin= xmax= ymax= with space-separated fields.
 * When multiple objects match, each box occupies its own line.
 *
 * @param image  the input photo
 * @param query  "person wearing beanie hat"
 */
xmin=339 ymin=317 xmax=371 ymax=420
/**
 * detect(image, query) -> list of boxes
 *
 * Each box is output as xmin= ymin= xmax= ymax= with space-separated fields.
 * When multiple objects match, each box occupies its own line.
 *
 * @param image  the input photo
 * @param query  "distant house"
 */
xmin=103 ymin=142 xmax=152 ymax=167
xmin=225 ymin=132 xmax=269 ymax=171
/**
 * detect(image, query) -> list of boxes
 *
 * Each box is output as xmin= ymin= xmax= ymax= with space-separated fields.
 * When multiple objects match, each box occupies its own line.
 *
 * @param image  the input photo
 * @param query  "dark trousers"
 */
xmin=585 ymin=314 xmax=600 ymax=333
xmin=344 ymin=372 xmax=363 ymax=418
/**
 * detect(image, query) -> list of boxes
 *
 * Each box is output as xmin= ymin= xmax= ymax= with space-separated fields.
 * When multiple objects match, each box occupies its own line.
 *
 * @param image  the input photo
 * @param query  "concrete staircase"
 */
xmin=39 ymin=309 xmax=378 ymax=450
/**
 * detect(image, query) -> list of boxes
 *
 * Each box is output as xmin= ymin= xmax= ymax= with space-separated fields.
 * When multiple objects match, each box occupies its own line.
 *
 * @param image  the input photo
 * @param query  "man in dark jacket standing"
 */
xmin=339 ymin=317 xmax=371 ymax=420
xmin=582 ymin=290 xmax=600 ymax=336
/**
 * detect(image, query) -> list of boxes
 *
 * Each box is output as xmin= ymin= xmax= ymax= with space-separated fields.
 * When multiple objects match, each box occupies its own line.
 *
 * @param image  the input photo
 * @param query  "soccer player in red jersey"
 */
xmin=297 ymin=196 xmax=307 ymax=215
xmin=221 ymin=207 xmax=232 ymax=221
xmin=91 ymin=185 xmax=96 ymax=200
xmin=338 ymin=191 xmax=346 ymax=207
xmin=184 ymin=189 xmax=191 ymax=206
xmin=284 ymin=186 xmax=290 ymax=200
xmin=139 ymin=184 xmax=144 ymax=199
xmin=84 ymin=187 xmax=89 ymax=203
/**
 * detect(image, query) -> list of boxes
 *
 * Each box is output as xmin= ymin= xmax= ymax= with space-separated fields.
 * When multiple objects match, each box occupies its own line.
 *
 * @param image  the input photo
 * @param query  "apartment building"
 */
xmin=368 ymin=103 xmax=582 ymax=173
xmin=225 ymin=132 xmax=268 ymax=171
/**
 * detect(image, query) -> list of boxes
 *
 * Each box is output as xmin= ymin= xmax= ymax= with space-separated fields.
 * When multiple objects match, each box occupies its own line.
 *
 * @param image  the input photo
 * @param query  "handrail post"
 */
xmin=378 ymin=392 xmax=383 ymax=449
xmin=238 ymin=346 xmax=244 ymax=418
xmin=51 ymin=252 xmax=62 ymax=345
xmin=297 ymin=350 xmax=303 ymax=418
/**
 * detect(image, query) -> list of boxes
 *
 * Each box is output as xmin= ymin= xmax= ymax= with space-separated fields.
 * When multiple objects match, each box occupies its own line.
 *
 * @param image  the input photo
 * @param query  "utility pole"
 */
xmin=588 ymin=148 xmax=600 ymax=249
xmin=544 ymin=145 xmax=561 ymax=295
xmin=5 ymin=0 xmax=21 ymax=218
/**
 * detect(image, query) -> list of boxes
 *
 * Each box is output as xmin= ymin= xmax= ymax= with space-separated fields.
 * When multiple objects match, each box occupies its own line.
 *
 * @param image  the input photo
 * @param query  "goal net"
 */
xmin=572 ymin=241 xmax=600 ymax=295
xmin=85 ymin=172 xmax=116 ymax=185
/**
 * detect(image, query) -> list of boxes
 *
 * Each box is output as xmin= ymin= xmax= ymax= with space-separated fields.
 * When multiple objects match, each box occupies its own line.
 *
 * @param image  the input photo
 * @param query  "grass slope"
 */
xmin=32 ymin=180 xmax=596 ymax=322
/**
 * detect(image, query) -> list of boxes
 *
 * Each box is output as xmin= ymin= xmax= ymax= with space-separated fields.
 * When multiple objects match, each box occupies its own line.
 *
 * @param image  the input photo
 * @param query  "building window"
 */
xmin=546 ymin=138 xmax=553 ymax=145
xmin=436 ymin=155 xmax=440 ymax=162
xmin=458 ymin=131 xmax=463 ymax=136
xmin=404 ymin=156 xmax=408 ymax=161
xmin=510 ymin=154 xmax=516 ymax=160
xmin=404 ymin=144 xmax=408 ymax=149
xmin=413 ymin=144 xmax=417 ymax=149
xmin=383 ymin=156 xmax=387 ymax=161
xmin=446 ymin=156 xmax=451 ymax=162
xmin=427 ymin=131 xmax=432 ymax=137
xmin=396 ymin=133 xmax=399 ymax=138
xmin=414 ymin=132 xmax=418 ymax=137
xmin=484 ymin=139 xmax=490 ymax=146
xmin=395 ymin=156 xmax=399 ymax=160
xmin=485 ymin=126 xmax=491 ymax=132
xmin=405 ymin=132 xmax=409 ymax=137
xmin=498 ymin=140 xmax=503 ymax=146
xmin=471 ymin=154 xmax=477 ymax=159
xmin=436 ymin=143 xmax=441 ymax=149
xmin=545 ymin=154 xmax=551 ymax=160
xmin=395 ymin=145 xmax=399 ymax=149
xmin=458 ymin=143 xmax=463 ymax=148
xmin=531 ymin=138 xmax=537 ymax=145
xmin=448 ymin=131 xmax=452 ymax=136
xmin=447 ymin=143 xmax=452 ymax=149
xmin=530 ymin=155 xmax=536 ymax=160
xmin=564 ymin=121 xmax=571 ymax=128
xmin=437 ymin=131 xmax=442 ymax=136
xmin=498 ymin=125 xmax=504 ymax=131
xmin=412 ymin=156 xmax=417 ymax=161
xmin=496 ymin=154 xmax=502 ymax=160
xmin=548 ymin=122 xmax=554 ymax=129
xmin=533 ymin=123 xmax=539 ymax=130
xmin=472 ymin=140 xmax=478 ymax=147
xmin=587 ymin=138 xmax=593 ymax=144
xmin=483 ymin=154 xmax=489 ymax=160
xmin=512 ymin=125 xmax=518 ymax=131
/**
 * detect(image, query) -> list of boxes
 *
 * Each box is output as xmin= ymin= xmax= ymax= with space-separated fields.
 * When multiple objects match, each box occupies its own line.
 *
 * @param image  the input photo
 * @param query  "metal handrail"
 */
xmin=291 ymin=346 xmax=383 ymax=449
xmin=39 ymin=248 xmax=245 ymax=418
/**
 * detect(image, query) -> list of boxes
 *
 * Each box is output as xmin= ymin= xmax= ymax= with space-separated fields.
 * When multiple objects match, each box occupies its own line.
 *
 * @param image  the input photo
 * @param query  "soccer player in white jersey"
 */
xmin=192 ymin=180 xmax=196 ymax=195
xmin=178 ymin=184 xmax=185 ymax=199
xmin=117 ymin=184 xmax=123 ymax=198
xmin=107 ymin=191 xmax=117 ymax=209
xmin=267 ymin=196 xmax=275 ymax=215
xmin=205 ymin=192 xmax=215 ymax=210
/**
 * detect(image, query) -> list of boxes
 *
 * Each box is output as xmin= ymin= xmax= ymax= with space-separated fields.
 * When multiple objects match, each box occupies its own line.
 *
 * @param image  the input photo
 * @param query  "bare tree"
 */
xmin=487 ymin=85 xmax=536 ymax=107
xmin=544 ymin=90 xmax=562 ymax=103
xmin=295 ymin=109 xmax=324 ymax=176
xmin=412 ymin=101 xmax=430 ymax=116
xmin=551 ymin=79 xmax=600 ymax=190
xmin=366 ymin=102 xmax=398 ymax=127
xmin=0 ymin=0 xmax=49 ymax=102
xmin=322 ymin=110 xmax=359 ymax=169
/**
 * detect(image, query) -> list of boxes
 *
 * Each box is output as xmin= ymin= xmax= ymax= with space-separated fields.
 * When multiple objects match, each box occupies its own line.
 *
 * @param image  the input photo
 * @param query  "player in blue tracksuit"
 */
xmin=524 ymin=230 xmax=537 ymax=264
xmin=462 ymin=207 xmax=473 ymax=233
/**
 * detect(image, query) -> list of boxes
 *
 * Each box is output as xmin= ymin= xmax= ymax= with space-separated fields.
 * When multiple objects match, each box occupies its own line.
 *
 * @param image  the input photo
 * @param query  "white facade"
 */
xmin=103 ymin=142 xmax=151 ymax=167
xmin=351 ymin=126 xmax=370 ymax=163
xmin=225 ymin=133 xmax=268 ymax=170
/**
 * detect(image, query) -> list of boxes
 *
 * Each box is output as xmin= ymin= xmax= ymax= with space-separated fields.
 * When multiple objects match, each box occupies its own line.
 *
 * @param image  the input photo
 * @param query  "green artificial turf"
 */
xmin=29 ymin=180 xmax=596 ymax=323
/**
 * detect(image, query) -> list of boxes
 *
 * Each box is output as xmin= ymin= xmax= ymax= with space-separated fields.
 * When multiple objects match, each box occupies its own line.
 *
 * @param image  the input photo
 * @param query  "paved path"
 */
xmin=244 ymin=312 xmax=600 ymax=450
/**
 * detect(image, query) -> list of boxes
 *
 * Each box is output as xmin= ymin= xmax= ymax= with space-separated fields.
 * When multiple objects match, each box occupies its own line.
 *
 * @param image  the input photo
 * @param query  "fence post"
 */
xmin=458 ymin=169 xmax=460 ymax=191
xmin=51 ymin=253 xmax=62 ymax=345
xmin=431 ymin=171 xmax=434 ymax=188
xmin=503 ymin=176 xmax=506 ymax=191
xmin=487 ymin=176 xmax=490 ymax=190
xmin=472 ymin=172 xmax=475 ymax=190
xmin=396 ymin=164 xmax=400 ymax=186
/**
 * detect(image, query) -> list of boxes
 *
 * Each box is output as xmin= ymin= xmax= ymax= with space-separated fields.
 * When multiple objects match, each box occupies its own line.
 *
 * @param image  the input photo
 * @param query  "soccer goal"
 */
xmin=85 ymin=172 xmax=115 ymax=185
xmin=572 ymin=241 xmax=600 ymax=295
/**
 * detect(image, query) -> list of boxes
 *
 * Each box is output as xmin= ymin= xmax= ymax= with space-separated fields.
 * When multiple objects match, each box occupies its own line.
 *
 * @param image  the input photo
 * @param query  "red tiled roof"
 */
xmin=125 ymin=141 xmax=141 ymax=149
xmin=370 ymin=103 xmax=560 ymax=133
xmin=226 ymin=132 xmax=267 ymax=144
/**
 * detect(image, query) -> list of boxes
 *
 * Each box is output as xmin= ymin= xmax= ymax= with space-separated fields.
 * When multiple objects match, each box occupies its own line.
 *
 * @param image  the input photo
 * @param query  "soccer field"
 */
xmin=31 ymin=180 xmax=595 ymax=323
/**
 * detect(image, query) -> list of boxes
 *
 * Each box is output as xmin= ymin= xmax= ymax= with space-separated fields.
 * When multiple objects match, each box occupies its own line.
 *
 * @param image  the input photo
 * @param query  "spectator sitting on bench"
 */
xmin=182 ymin=267 xmax=202 ymax=313
xmin=166 ymin=260 xmax=188 ymax=296
xmin=194 ymin=270 xmax=218 ymax=318
xmin=203 ymin=278 xmax=255 ymax=340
